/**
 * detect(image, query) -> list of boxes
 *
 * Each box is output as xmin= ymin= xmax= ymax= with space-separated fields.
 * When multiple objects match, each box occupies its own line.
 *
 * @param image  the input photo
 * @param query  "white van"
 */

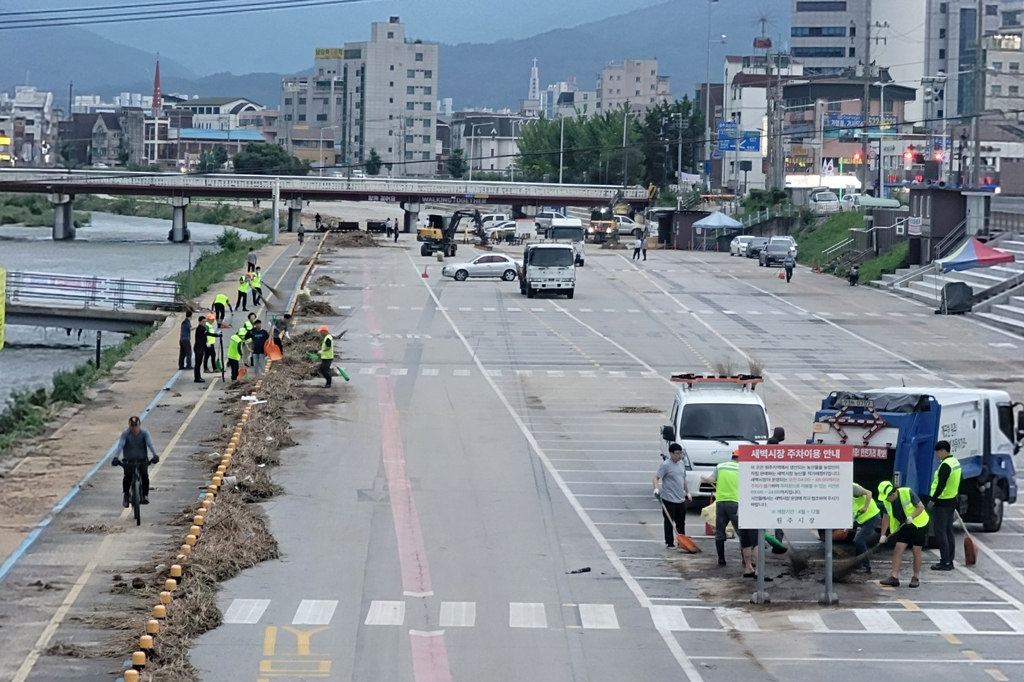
xmin=659 ymin=375 xmax=771 ymax=498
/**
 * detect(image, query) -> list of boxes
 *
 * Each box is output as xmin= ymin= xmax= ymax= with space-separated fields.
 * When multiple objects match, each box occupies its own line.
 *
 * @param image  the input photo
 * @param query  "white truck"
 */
xmin=658 ymin=375 xmax=771 ymax=497
xmin=546 ymin=217 xmax=585 ymax=266
xmin=518 ymin=243 xmax=576 ymax=299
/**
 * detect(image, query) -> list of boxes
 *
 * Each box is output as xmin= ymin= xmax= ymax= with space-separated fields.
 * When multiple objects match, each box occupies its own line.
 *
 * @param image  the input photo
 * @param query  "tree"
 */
xmin=117 ymin=143 xmax=130 ymax=167
xmin=58 ymin=140 xmax=78 ymax=170
xmin=447 ymin=148 xmax=467 ymax=179
xmin=232 ymin=142 xmax=310 ymax=176
xmin=365 ymin=148 xmax=383 ymax=176
xmin=212 ymin=144 xmax=229 ymax=168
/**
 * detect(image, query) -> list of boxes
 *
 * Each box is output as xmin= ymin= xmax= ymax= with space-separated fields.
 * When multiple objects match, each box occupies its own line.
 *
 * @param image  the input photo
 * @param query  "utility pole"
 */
xmin=765 ymin=43 xmax=775 ymax=191
xmin=67 ymin=81 xmax=73 ymax=120
xmin=972 ymin=0 xmax=985 ymax=187
xmin=559 ymin=116 xmax=565 ymax=184
xmin=677 ymin=111 xmax=684 ymax=186
xmin=622 ymin=105 xmax=630 ymax=187
xmin=859 ymin=0 xmax=872 ymax=194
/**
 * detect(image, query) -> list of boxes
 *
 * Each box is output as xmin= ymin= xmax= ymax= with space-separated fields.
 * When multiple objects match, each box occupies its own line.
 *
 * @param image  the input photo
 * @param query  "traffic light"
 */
xmin=933 ymin=150 xmax=944 ymax=161
xmin=904 ymin=144 xmax=915 ymax=162
xmin=852 ymin=151 xmax=863 ymax=162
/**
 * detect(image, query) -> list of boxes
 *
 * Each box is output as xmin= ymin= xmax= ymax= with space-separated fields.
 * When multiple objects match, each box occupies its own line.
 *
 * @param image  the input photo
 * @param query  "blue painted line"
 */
xmin=0 ymin=370 xmax=184 ymax=585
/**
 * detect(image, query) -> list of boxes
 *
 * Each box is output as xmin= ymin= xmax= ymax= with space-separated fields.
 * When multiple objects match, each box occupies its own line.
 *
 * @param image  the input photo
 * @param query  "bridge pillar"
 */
xmin=286 ymin=199 xmax=303 ymax=233
xmin=49 ymin=194 xmax=75 ymax=241
xmin=168 ymin=197 xmax=190 ymax=243
xmin=400 ymin=202 xmax=420 ymax=233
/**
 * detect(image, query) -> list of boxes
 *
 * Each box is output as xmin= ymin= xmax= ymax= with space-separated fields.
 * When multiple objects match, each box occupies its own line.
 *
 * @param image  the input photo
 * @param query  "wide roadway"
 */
xmin=192 ymin=241 xmax=1024 ymax=682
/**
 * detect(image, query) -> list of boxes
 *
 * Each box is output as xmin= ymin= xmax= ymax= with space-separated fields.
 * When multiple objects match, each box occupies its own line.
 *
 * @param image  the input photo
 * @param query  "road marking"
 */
xmin=858 ymin=373 xmax=880 ymax=381
xmin=487 ymin=369 xmax=503 ymax=377
xmin=714 ymin=607 xmax=760 ymax=632
xmin=603 ymin=308 xmax=616 ymax=313
xmin=796 ymin=373 xmax=817 ymax=381
xmin=579 ymin=308 xmax=593 ymax=312
xmin=579 ymin=604 xmax=620 ymax=629
xmin=788 ymin=613 xmax=828 ymax=632
xmin=547 ymin=370 xmax=565 ymax=377
xmin=515 ymin=369 xmax=533 ymax=376
xmin=359 ymin=367 xmax=377 ymax=375
xmin=649 ymin=606 xmax=690 ymax=631
xmin=439 ymin=602 xmax=476 ymax=627
xmin=409 ymin=629 xmax=453 ymax=682
xmin=609 ymin=371 xmax=626 ymax=377
xmin=997 ymin=611 xmax=1024 ymax=632
xmin=531 ymin=307 xmax=545 ymax=312
xmin=366 ymin=601 xmax=406 ymax=626
xmin=292 ymin=600 xmax=338 ymax=625
xmin=987 ymin=669 xmax=1010 ymax=681
xmin=263 ymin=626 xmax=277 ymax=655
xmin=483 ymin=307 xmax=496 ymax=312
xmin=628 ymin=309 xmax=640 ymax=313
xmin=422 ymin=369 xmax=439 ymax=376
xmin=509 ymin=602 xmax=547 ymax=628
xmin=507 ymin=307 xmax=521 ymax=312
xmin=224 ymin=599 xmax=271 ymax=624
xmin=925 ymin=609 xmax=976 ymax=633
xmin=459 ymin=307 xmax=471 ymax=311
xmin=854 ymin=609 xmax=901 ymax=632
xmin=388 ymin=306 xmax=400 ymax=310
xmin=453 ymin=369 xmax=470 ymax=376
xmin=898 ymin=599 xmax=920 ymax=611
xmin=827 ymin=373 xmax=849 ymax=381
xmin=964 ymin=650 xmax=983 ymax=661
xmin=942 ymin=633 xmax=963 ymax=645
xmin=391 ymin=368 xmax=409 ymax=376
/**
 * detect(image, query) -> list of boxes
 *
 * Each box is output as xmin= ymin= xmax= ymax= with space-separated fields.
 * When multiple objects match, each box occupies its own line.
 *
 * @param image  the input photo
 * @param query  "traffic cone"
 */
xmin=421 ymin=265 xmax=429 ymax=279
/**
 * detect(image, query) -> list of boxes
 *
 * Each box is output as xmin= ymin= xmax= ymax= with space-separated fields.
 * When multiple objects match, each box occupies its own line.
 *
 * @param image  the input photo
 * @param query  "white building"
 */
xmin=171 ymin=97 xmax=264 ymax=131
xmin=987 ymin=28 xmax=1024 ymax=119
xmin=0 ymin=87 xmax=56 ymax=165
xmin=73 ymin=93 xmax=157 ymax=114
xmin=596 ymin=60 xmax=671 ymax=112
xmin=450 ymin=111 xmax=528 ymax=177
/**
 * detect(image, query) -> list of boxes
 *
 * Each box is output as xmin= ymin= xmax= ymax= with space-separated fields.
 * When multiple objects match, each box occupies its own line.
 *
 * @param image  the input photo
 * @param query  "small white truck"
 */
xmin=518 ymin=243 xmax=576 ymax=299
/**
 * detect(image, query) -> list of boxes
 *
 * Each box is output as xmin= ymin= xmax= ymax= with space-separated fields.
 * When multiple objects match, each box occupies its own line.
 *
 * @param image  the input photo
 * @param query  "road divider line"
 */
xmin=407 ymin=252 xmax=706 ymax=682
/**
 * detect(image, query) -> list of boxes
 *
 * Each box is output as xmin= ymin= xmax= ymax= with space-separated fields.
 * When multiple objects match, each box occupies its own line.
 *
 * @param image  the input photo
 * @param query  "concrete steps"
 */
xmin=887 ymin=241 xmax=1021 ymax=308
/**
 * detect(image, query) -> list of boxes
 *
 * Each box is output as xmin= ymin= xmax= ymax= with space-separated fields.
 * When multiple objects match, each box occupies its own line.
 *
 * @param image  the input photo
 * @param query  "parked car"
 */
xmin=840 ymin=193 xmax=863 ymax=211
xmin=759 ymin=243 xmax=791 ymax=267
xmin=809 ymin=190 xmax=841 ymax=214
xmin=768 ymin=235 xmax=798 ymax=260
xmin=730 ymin=235 xmax=755 ymax=256
xmin=441 ymin=253 xmax=521 ymax=281
xmin=745 ymin=237 xmax=769 ymax=258
xmin=615 ymin=215 xmax=642 ymax=238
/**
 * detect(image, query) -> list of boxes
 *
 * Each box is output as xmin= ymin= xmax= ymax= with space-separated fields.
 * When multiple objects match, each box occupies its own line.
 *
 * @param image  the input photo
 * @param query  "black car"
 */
xmin=746 ymin=238 xmax=769 ymax=258
xmin=759 ymin=243 xmax=791 ymax=266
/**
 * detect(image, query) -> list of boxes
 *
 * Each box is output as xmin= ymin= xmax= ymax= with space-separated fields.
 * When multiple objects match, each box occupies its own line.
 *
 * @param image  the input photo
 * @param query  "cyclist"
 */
xmin=111 ymin=416 xmax=159 ymax=507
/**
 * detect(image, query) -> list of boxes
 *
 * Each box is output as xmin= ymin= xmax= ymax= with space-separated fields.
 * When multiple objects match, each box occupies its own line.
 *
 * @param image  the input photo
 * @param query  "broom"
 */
xmin=832 ymin=522 xmax=904 ymax=579
xmin=955 ymin=511 xmax=978 ymax=566
xmin=658 ymin=496 xmax=701 ymax=553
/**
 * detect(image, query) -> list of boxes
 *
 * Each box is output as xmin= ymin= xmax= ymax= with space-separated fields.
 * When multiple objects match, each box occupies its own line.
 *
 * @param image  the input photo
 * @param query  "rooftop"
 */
xmin=175 ymin=128 xmax=265 ymax=141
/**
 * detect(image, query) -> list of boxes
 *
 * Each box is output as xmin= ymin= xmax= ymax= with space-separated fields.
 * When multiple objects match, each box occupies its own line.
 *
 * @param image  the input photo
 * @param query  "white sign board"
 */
xmin=738 ymin=445 xmax=853 ymax=529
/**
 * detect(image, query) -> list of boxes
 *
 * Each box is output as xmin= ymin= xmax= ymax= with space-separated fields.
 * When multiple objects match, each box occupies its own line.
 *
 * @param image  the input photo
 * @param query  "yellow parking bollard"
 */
xmin=153 ymin=604 xmax=166 ymax=619
xmin=165 ymin=579 xmax=177 ymax=591
xmin=159 ymin=591 xmax=172 ymax=605
xmin=140 ymin=635 xmax=154 ymax=650
xmin=124 ymin=670 xmax=139 ymax=682
xmin=170 ymin=565 xmax=182 ymax=578
xmin=146 ymin=619 xmax=160 ymax=635
xmin=190 ymin=525 xmax=202 ymax=537
xmin=185 ymin=535 xmax=197 ymax=547
xmin=132 ymin=651 xmax=147 ymax=668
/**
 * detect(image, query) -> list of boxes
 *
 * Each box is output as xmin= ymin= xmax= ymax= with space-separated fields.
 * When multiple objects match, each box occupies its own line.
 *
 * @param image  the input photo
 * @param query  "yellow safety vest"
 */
xmin=251 ymin=273 xmax=261 ymax=288
xmin=714 ymin=460 xmax=740 ymax=503
xmin=238 ymin=277 xmax=250 ymax=293
xmin=883 ymin=487 xmax=930 ymax=533
xmin=227 ymin=334 xmax=243 ymax=361
xmin=243 ymin=320 xmax=254 ymax=337
xmin=206 ymin=321 xmax=217 ymax=345
xmin=930 ymin=457 xmax=962 ymax=500
xmin=319 ymin=334 xmax=334 ymax=360
xmin=853 ymin=488 xmax=880 ymax=525
xmin=214 ymin=293 xmax=229 ymax=306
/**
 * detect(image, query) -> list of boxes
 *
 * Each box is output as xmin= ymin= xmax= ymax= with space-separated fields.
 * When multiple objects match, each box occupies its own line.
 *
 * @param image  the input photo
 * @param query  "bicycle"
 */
xmin=122 ymin=460 xmax=145 ymax=525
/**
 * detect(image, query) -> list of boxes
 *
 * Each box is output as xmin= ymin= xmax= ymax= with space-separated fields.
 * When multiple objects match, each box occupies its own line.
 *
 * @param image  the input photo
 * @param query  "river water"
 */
xmin=0 ymin=213 xmax=262 ymax=409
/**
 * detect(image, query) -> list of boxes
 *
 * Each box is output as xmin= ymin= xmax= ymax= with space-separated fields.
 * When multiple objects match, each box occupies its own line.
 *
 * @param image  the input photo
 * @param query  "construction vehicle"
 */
xmin=587 ymin=206 xmax=617 ymax=244
xmin=418 ymin=210 xmax=480 ymax=257
xmin=808 ymin=388 xmax=1021 ymax=531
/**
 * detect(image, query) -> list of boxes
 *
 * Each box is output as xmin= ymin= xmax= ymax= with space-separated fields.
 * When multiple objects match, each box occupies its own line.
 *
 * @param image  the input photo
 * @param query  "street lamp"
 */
xmin=318 ymin=125 xmax=337 ymax=177
xmin=467 ymin=122 xmax=491 ymax=182
xmin=703 ymin=0 xmax=724 ymax=191
xmin=872 ymin=80 xmax=891 ymax=198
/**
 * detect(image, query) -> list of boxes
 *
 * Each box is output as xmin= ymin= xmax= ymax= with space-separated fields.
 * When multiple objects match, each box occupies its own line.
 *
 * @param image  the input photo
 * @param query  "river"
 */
xmin=0 ymin=213 xmax=262 ymax=409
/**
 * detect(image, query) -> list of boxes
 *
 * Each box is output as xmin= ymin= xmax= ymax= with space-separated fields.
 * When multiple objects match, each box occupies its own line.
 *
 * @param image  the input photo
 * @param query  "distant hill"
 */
xmin=91 ymin=72 xmax=289 ymax=111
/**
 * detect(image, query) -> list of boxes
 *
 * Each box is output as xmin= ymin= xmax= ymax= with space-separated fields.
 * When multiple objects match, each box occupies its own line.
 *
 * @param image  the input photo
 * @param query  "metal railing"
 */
xmin=740 ymin=204 xmax=797 ymax=229
xmin=823 ymin=238 xmax=854 ymax=258
xmin=0 ymin=169 xmax=650 ymax=202
xmin=5 ymin=271 xmax=180 ymax=310
xmin=933 ymin=218 xmax=968 ymax=260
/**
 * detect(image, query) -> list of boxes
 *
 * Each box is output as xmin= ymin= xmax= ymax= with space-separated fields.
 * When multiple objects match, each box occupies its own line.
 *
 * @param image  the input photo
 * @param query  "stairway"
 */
xmin=884 ymin=239 xmax=1024 ymax=307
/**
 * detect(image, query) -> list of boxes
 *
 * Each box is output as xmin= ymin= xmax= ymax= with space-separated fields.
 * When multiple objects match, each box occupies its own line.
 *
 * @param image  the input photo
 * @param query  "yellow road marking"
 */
xmin=898 ymin=599 xmax=920 ymax=611
xmin=963 ymin=650 xmax=982 ymax=661
xmin=941 ymin=633 xmax=962 ymax=645
xmin=986 ymin=669 xmax=1010 ymax=682
xmin=263 ymin=626 xmax=277 ymax=656
xmin=281 ymin=626 xmax=328 ymax=655
xmin=11 ymin=536 xmax=115 ymax=682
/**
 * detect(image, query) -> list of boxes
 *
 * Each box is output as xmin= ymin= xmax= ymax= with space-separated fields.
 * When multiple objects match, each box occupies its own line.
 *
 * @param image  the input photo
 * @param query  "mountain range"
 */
xmin=0 ymin=1 xmax=787 ymax=111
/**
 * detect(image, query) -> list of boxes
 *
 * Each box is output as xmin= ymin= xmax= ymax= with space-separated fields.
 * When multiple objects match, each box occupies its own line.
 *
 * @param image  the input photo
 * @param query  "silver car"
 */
xmin=441 ymin=253 xmax=520 ymax=281
xmin=730 ymin=235 xmax=754 ymax=256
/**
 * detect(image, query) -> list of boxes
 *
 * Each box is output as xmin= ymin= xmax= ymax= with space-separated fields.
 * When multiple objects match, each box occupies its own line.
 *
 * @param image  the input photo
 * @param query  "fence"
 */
xmin=5 ymin=271 xmax=180 ymax=310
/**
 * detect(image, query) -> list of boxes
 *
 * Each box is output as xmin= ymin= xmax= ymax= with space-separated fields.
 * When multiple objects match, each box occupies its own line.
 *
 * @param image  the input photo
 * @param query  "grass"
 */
xmin=0 ymin=193 xmax=91 ymax=228
xmin=73 ymin=195 xmax=281 ymax=234
xmin=169 ymin=229 xmax=268 ymax=300
xmin=794 ymin=211 xmax=865 ymax=269
xmin=0 ymin=326 xmax=156 ymax=457
xmin=858 ymin=242 xmax=909 ymax=284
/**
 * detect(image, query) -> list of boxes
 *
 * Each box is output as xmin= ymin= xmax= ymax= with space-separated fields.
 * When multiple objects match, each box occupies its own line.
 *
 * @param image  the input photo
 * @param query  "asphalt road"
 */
xmin=191 ymin=242 xmax=1024 ymax=682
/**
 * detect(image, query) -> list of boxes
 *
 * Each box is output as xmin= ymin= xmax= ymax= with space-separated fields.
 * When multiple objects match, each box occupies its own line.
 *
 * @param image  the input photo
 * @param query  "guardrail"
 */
xmin=823 ymin=238 xmax=854 ymax=258
xmin=6 ymin=271 xmax=180 ymax=310
xmin=933 ymin=219 xmax=968 ymax=260
xmin=0 ymin=169 xmax=650 ymax=202
xmin=741 ymin=205 xmax=797 ymax=229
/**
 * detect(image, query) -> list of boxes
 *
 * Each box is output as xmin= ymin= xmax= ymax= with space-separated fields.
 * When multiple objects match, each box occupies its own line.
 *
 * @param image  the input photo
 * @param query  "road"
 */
xmin=189 ymin=243 xmax=1024 ymax=682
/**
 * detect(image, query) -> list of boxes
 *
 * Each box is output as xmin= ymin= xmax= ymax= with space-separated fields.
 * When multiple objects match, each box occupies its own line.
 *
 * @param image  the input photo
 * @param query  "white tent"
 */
xmin=693 ymin=211 xmax=743 ymax=229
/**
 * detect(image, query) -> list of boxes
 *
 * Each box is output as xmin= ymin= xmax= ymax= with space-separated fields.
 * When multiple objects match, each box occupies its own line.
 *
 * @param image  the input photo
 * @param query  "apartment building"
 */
xmin=596 ymin=60 xmax=671 ymax=111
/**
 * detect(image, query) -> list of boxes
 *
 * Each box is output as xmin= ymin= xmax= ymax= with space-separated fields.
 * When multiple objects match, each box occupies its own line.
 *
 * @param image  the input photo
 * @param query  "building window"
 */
xmin=423 ymin=102 xmax=432 ymax=110
xmin=828 ymin=99 xmax=841 ymax=111
xmin=490 ymin=148 xmax=495 ymax=157
xmin=849 ymin=26 xmax=856 ymax=37
xmin=390 ymin=81 xmax=394 ymax=87
xmin=937 ymin=108 xmax=943 ymax=117
xmin=390 ymin=65 xmax=394 ymax=71
xmin=405 ymin=151 xmax=413 ymax=159
xmin=406 ymin=102 xmax=415 ymax=110
xmin=884 ymin=98 xmax=893 ymax=112
xmin=939 ymin=28 xmax=946 ymax=38
xmin=423 ymin=152 xmax=431 ymax=160
xmin=406 ymin=117 xmax=414 ymax=126
xmin=635 ymin=90 xmax=640 ymax=95
xmin=390 ymin=97 xmax=395 ymax=103
xmin=795 ymin=1 xmax=847 ymax=10
xmin=791 ymin=26 xmax=847 ymax=37
xmin=940 ymin=2 xmax=947 ymax=13
xmin=336 ymin=97 xmax=343 ymax=105
xmin=994 ymin=61 xmax=1003 ymax=71
xmin=388 ymin=147 xmax=393 ymax=153
xmin=424 ymin=70 xmax=432 ymax=78
xmin=635 ymin=76 xmax=641 ymax=82
xmin=791 ymin=47 xmax=846 ymax=58
xmin=298 ymin=98 xmax=306 ymax=104
xmin=939 ymin=48 xmax=946 ymax=59
xmin=298 ymin=114 xmax=306 ymax=121
xmin=284 ymin=114 xmax=292 ymax=121
xmin=986 ymin=4 xmax=998 ymax=16
xmin=415 ymin=52 xmax=424 ymax=61
xmin=1011 ymin=85 xmax=1020 ymax=96
xmin=1012 ymin=62 xmax=1021 ymax=72
xmin=388 ymin=130 xmax=393 ymax=136
xmin=408 ymin=69 xmax=416 ymax=78
xmin=423 ymin=135 xmax=431 ymax=143
xmin=992 ymin=85 xmax=1002 ymax=95
xmin=316 ymin=114 xmax=327 ymax=121
xmin=387 ymin=31 xmax=394 ymax=38
xmin=405 ymin=135 xmax=414 ymax=143
xmin=848 ymin=47 xmax=856 ymax=57
xmin=423 ymin=118 xmax=430 ymax=127
xmin=407 ymin=86 xmax=415 ymax=94
xmin=424 ymin=86 xmax=431 ymax=95
xmin=284 ymin=98 xmax=293 ymax=105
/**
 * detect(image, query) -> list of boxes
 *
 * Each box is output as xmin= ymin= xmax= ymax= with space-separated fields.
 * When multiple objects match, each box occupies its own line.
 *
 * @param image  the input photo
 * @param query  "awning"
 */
xmin=692 ymin=211 xmax=743 ymax=230
xmin=936 ymin=238 xmax=1015 ymax=273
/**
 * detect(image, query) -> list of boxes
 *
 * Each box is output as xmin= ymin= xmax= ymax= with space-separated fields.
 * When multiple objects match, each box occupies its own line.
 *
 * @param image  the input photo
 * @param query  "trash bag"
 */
xmin=700 ymin=504 xmax=735 ymax=538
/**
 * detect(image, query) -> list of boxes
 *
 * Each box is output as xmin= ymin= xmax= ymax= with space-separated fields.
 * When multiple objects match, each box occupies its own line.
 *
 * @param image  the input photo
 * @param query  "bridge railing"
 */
xmin=0 ymin=169 xmax=650 ymax=202
xmin=6 ymin=271 xmax=180 ymax=310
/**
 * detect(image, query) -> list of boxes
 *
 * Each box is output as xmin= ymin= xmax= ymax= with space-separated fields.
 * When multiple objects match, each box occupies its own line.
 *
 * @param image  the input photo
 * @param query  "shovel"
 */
xmin=658 ymin=496 xmax=701 ymax=554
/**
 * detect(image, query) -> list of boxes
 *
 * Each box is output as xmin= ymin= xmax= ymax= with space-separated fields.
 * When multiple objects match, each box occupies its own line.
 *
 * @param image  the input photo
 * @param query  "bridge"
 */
xmin=0 ymin=169 xmax=650 ymax=242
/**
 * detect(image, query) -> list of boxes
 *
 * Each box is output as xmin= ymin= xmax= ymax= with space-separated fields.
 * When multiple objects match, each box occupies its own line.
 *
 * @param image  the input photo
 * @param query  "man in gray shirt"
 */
xmin=111 ymin=416 xmax=159 ymax=507
xmin=653 ymin=443 xmax=691 ymax=548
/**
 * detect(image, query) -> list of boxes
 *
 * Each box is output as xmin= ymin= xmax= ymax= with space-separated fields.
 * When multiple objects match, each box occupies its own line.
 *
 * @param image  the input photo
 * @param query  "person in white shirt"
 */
xmin=633 ymin=237 xmax=643 ymax=261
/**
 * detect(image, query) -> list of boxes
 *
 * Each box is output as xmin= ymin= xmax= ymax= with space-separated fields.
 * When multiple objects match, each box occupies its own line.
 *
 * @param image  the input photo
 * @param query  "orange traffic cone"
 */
xmin=422 ymin=265 xmax=429 ymax=279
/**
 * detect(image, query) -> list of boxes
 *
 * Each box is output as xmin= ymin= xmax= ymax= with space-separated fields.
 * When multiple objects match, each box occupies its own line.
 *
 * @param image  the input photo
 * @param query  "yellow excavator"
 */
xmin=417 ymin=210 xmax=480 ymax=257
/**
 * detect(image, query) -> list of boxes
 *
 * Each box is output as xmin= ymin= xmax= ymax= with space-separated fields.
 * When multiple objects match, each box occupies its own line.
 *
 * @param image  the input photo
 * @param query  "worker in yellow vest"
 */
xmin=317 ymin=325 xmax=334 ymax=388
xmin=204 ymin=316 xmax=221 ymax=373
xmin=236 ymin=274 xmax=251 ymax=312
xmin=702 ymin=449 xmax=761 ymax=579
xmin=241 ymin=313 xmax=256 ymax=366
xmin=212 ymin=293 xmax=232 ymax=322
xmin=851 ymin=483 xmax=882 ymax=574
xmin=928 ymin=440 xmax=962 ymax=571
xmin=250 ymin=267 xmax=264 ymax=306
xmin=878 ymin=481 xmax=930 ymax=588
xmin=226 ymin=330 xmax=244 ymax=381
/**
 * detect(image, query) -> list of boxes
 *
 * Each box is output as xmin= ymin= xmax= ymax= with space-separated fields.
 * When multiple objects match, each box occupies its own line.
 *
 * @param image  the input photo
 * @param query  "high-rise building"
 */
xmin=596 ymin=60 xmax=671 ymax=112
xmin=279 ymin=16 xmax=438 ymax=177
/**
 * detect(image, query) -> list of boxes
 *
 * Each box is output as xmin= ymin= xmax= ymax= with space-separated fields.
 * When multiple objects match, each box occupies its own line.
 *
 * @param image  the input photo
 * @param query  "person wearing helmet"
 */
xmin=316 ymin=325 xmax=334 ymax=387
xmin=877 ymin=480 xmax=930 ymax=588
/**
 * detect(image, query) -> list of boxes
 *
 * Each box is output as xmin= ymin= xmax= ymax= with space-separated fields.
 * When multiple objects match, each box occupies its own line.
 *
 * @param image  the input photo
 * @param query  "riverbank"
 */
xmin=0 ymin=194 xmax=90 ymax=228
xmin=73 ymin=195 xmax=282 ymax=235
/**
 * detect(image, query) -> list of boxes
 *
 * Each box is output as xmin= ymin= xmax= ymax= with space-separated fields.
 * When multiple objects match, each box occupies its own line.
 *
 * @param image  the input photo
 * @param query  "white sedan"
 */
xmin=442 ymin=253 xmax=521 ymax=281
xmin=730 ymin=235 xmax=754 ymax=256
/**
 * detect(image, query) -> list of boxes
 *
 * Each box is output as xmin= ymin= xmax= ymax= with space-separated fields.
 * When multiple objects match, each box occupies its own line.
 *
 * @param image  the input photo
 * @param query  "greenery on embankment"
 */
xmin=73 ymin=195 xmax=281 ymax=235
xmin=0 ymin=326 xmax=156 ymax=457
xmin=794 ymin=211 xmax=865 ymax=269
xmin=170 ymin=228 xmax=268 ymax=300
xmin=0 ymin=194 xmax=91 ymax=228
xmin=858 ymin=242 xmax=909 ymax=284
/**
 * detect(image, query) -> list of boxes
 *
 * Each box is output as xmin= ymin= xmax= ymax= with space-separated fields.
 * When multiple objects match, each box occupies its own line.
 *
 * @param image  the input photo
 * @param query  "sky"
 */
xmin=15 ymin=0 xmax=671 ymax=75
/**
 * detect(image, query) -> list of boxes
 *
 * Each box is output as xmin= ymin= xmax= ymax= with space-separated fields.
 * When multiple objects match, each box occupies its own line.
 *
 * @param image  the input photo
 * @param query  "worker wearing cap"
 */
xmin=241 ymin=313 xmax=256 ymax=366
xmin=251 ymin=267 xmax=263 ymax=306
xmin=236 ymin=274 xmax=251 ymax=312
xmin=702 ymin=449 xmax=760 ymax=578
xmin=204 ymin=315 xmax=221 ymax=373
xmin=878 ymin=480 xmax=930 ymax=588
xmin=928 ymin=440 xmax=962 ymax=571
xmin=317 ymin=326 xmax=334 ymax=387
xmin=212 ymin=293 xmax=232 ymax=323
xmin=226 ymin=329 xmax=244 ymax=381
xmin=852 ymin=483 xmax=882 ymax=574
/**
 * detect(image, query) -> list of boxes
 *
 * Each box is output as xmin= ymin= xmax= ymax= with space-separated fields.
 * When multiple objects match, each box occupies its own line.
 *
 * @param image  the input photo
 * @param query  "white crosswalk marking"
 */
xmin=579 ymin=604 xmax=619 ymax=629
xmin=854 ymin=609 xmax=901 ymax=633
xmin=387 ymin=306 xmax=400 ymax=310
xmin=486 ymin=369 xmax=503 ymax=377
xmin=422 ymin=369 xmax=439 ymax=376
xmin=484 ymin=307 xmax=496 ymax=312
xmin=579 ymin=308 xmax=593 ymax=312
xmin=888 ymin=312 xmax=905 ymax=317
xmin=827 ymin=373 xmax=849 ymax=381
xmin=924 ymin=609 xmax=976 ymax=633
xmin=722 ymin=310 xmax=737 ymax=315
xmin=531 ymin=307 xmax=545 ymax=312
xmin=858 ymin=373 xmax=880 ymax=381
xmin=609 ymin=371 xmax=626 ymax=377
xmin=365 ymin=601 xmax=406 ymax=626
xmin=796 ymin=373 xmax=817 ymax=381
xmin=579 ymin=371 xmax=596 ymax=378
xmin=459 ymin=307 xmax=472 ymax=311
xmin=293 ymin=600 xmax=338 ymax=625
xmin=547 ymin=370 xmax=565 ymax=377
xmin=339 ymin=306 xmax=353 ymax=310
xmin=390 ymin=368 xmax=408 ymax=376
xmin=788 ymin=612 xmax=827 ymax=632
xmin=440 ymin=602 xmax=476 ymax=627
xmin=603 ymin=308 xmax=616 ymax=313
xmin=509 ymin=602 xmax=547 ymax=628
xmin=224 ymin=599 xmax=270 ymax=624
xmin=649 ymin=605 xmax=689 ymax=631
xmin=997 ymin=611 xmax=1024 ymax=632
xmin=715 ymin=607 xmax=760 ymax=632
xmin=770 ymin=374 xmax=787 ymax=381
xmin=747 ymin=310 xmax=762 ymax=315
xmin=515 ymin=370 xmax=533 ymax=376
xmin=507 ymin=307 xmax=521 ymax=312
xmin=454 ymin=369 xmax=470 ymax=376
xmin=627 ymin=309 xmax=640 ymax=313
xmin=359 ymin=367 xmax=377 ymax=375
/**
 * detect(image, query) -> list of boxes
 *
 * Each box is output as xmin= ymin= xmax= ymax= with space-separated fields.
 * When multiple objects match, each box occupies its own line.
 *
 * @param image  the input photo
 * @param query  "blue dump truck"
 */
xmin=808 ymin=388 xmax=1020 ymax=531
